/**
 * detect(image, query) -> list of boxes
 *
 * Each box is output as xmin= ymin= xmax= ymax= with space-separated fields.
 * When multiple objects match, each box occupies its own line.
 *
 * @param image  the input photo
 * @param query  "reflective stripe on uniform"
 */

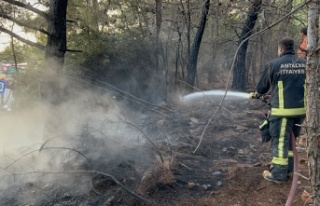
xmin=271 ymin=107 xmax=306 ymax=116
xmin=259 ymin=120 xmax=268 ymax=129
xmin=272 ymin=157 xmax=288 ymax=165
xmin=278 ymin=118 xmax=287 ymax=158
xmin=278 ymin=81 xmax=284 ymax=108
xmin=288 ymin=150 xmax=293 ymax=157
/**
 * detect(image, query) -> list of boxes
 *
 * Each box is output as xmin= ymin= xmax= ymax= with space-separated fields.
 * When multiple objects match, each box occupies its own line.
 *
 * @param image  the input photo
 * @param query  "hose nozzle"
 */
xmin=249 ymin=92 xmax=261 ymax=99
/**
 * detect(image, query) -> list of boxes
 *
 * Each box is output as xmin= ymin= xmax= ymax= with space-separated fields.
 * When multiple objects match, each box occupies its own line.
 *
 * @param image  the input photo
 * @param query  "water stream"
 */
xmin=181 ymin=90 xmax=249 ymax=102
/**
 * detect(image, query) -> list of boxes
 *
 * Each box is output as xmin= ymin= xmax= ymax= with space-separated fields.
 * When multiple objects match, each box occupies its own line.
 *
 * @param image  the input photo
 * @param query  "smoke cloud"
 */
xmin=0 ymin=77 xmax=158 ymax=205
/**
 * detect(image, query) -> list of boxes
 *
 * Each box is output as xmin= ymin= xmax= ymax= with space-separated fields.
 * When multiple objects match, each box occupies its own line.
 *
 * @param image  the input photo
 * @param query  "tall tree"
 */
xmin=0 ymin=0 xmax=69 ymax=69
xmin=186 ymin=0 xmax=210 ymax=86
xmin=42 ymin=0 xmax=68 ymax=105
xmin=186 ymin=0 xmax=191 ymax=64
xmin=0 ymin=0 xmax=69 ymax=95
xmin=0 ymin=0 xmax=69 ymax=140
xmin=155 ymin=0 xmax=162 ymax=71
xmin=232 ymin=0 xmax=262 ymax=91
xmin=306 ymin=0 xmax=320 ymax=204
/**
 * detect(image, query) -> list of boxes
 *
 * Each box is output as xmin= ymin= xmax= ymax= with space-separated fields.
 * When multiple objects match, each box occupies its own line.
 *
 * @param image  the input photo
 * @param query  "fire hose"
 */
xmin=249 ymin=92 xmax=298 ymax=206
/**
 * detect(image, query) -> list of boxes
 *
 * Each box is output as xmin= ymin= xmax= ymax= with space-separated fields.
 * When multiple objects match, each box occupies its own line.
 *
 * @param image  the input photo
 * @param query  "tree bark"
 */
xmin=186 ymin=0 xmax=191 ymax=62
xmin=208 ymin=2 xmax=220 ymax=84
xmin=42 ymin=0 xmax=68 ymax=105
xmin=306 ymin=0 xmax=320 ymax=204
xmin=186 ymin=0 xmax=210 ymax=86
xmin=155 ymin=0 xmax=162 ymax=71
xmin=232 ymin=0 xmax=262 ymax=91
xmin=45 ymin=0 xmax=68 ymax=66
xmin=42 ymin=0 xmax=69 ymax=141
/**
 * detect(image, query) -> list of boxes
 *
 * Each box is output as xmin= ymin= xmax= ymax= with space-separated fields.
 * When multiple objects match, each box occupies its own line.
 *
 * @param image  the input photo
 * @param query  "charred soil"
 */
xmin=0 ymin=96 xmax=311 ymax=206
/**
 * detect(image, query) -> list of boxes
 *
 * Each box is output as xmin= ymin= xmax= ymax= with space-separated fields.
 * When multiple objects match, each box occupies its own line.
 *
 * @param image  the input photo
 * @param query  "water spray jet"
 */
xmin=181 ymin=90 xmax=249 ymax=102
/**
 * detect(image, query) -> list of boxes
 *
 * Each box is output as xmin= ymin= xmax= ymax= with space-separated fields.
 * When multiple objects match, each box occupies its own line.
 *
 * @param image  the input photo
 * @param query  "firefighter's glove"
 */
xmin=259 ymin=119 xmax=271 ymax=142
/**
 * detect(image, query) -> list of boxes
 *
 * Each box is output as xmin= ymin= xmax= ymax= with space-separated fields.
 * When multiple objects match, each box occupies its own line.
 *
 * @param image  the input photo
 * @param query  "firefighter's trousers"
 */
xmin=269 ymin=116 xmax=305 ymax=180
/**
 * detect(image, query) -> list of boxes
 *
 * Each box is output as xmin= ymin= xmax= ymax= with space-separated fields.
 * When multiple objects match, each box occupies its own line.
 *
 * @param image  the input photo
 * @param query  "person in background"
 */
xmin=252 ymin=38 xmax=306 ymax=183
xmin=297 ymin=27 xmax=307 ymax=58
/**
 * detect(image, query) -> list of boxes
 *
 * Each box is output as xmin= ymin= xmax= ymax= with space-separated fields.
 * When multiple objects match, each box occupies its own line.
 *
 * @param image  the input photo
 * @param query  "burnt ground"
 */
xmin=148 ymin=98 xmax=311 ymax=206
xmin=0 ymin=95 xmax=312 ymax=206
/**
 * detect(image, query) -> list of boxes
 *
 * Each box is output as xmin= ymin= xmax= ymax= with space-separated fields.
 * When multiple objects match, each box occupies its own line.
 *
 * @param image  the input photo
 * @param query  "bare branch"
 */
xmin=66 ymin=49 xmax=82 ymax=53
xmin=0 ymin=26 xmax=46 ymax=50
xmin=0 ymin=12 xmax=49 ymax=35
xmin=66 ymin=19 xmax=77 ymax=23
xmin=1 ymin=0 xmax=49 ymax=20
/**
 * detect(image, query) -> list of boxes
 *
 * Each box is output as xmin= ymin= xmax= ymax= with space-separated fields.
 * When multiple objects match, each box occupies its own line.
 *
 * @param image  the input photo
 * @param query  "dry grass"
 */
xmin=226 ymin=165 xmax=244 ymax=180
xmin=138 ymin=157 xmax=175 ymax=196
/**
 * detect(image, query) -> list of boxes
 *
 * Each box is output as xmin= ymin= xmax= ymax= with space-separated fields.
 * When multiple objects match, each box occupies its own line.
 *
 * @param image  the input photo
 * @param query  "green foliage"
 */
xmin=0 ymin=41 xmax=44 ymax=69
xmin=0 ymin=0 xmax=311 ymax=95
xmin=65 ymin=26 xmax=155 ymax=75
xmin=65 ymin=0 xmax=155 ymax=75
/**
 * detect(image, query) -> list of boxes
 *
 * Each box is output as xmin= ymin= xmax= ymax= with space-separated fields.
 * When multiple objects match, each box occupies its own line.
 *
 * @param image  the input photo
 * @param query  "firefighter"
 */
xmin=297 ymin=27 xmax=307 ymax=58
xmin=252 ymin=38 xmax=306 ymax=183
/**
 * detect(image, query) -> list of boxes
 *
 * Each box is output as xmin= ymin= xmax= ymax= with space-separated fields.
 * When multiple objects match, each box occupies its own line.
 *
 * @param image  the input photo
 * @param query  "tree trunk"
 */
xmin=208 ymin=2 xmax=220 ymax=84
xmin=46 ymin=0 xmax=68 ymax=63
xmin=186 ymin=0 xmax=210 ymax=86
xmin=186 ymin=0 xmax=191 ymax=61
xmin=42 ymin=0 xmax=68 ymax=105
xmin=306 ymin=0 xmax=320 ymax=204
xmin=42 ymin=0 xmax=68 ymax=141
xmin=155 ymin=0 xmax=162 ymax=70
xmin=232 ymin=0 xmax=262 ymax=91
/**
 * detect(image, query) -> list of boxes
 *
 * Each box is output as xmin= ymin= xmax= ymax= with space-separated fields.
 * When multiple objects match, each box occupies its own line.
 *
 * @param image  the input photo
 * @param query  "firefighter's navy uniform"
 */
xmin=256 ymin=49 xmax=306 ymax=181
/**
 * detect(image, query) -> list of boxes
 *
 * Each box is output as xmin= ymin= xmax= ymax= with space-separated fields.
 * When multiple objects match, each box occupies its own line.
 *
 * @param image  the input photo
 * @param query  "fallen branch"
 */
xmin=179 ymin=162 xmax=191 ymax=170
xmin=0 ymin=170 xmax=152 ymax=204
xmin=193 ymin=0 xmax=310 ymax=153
